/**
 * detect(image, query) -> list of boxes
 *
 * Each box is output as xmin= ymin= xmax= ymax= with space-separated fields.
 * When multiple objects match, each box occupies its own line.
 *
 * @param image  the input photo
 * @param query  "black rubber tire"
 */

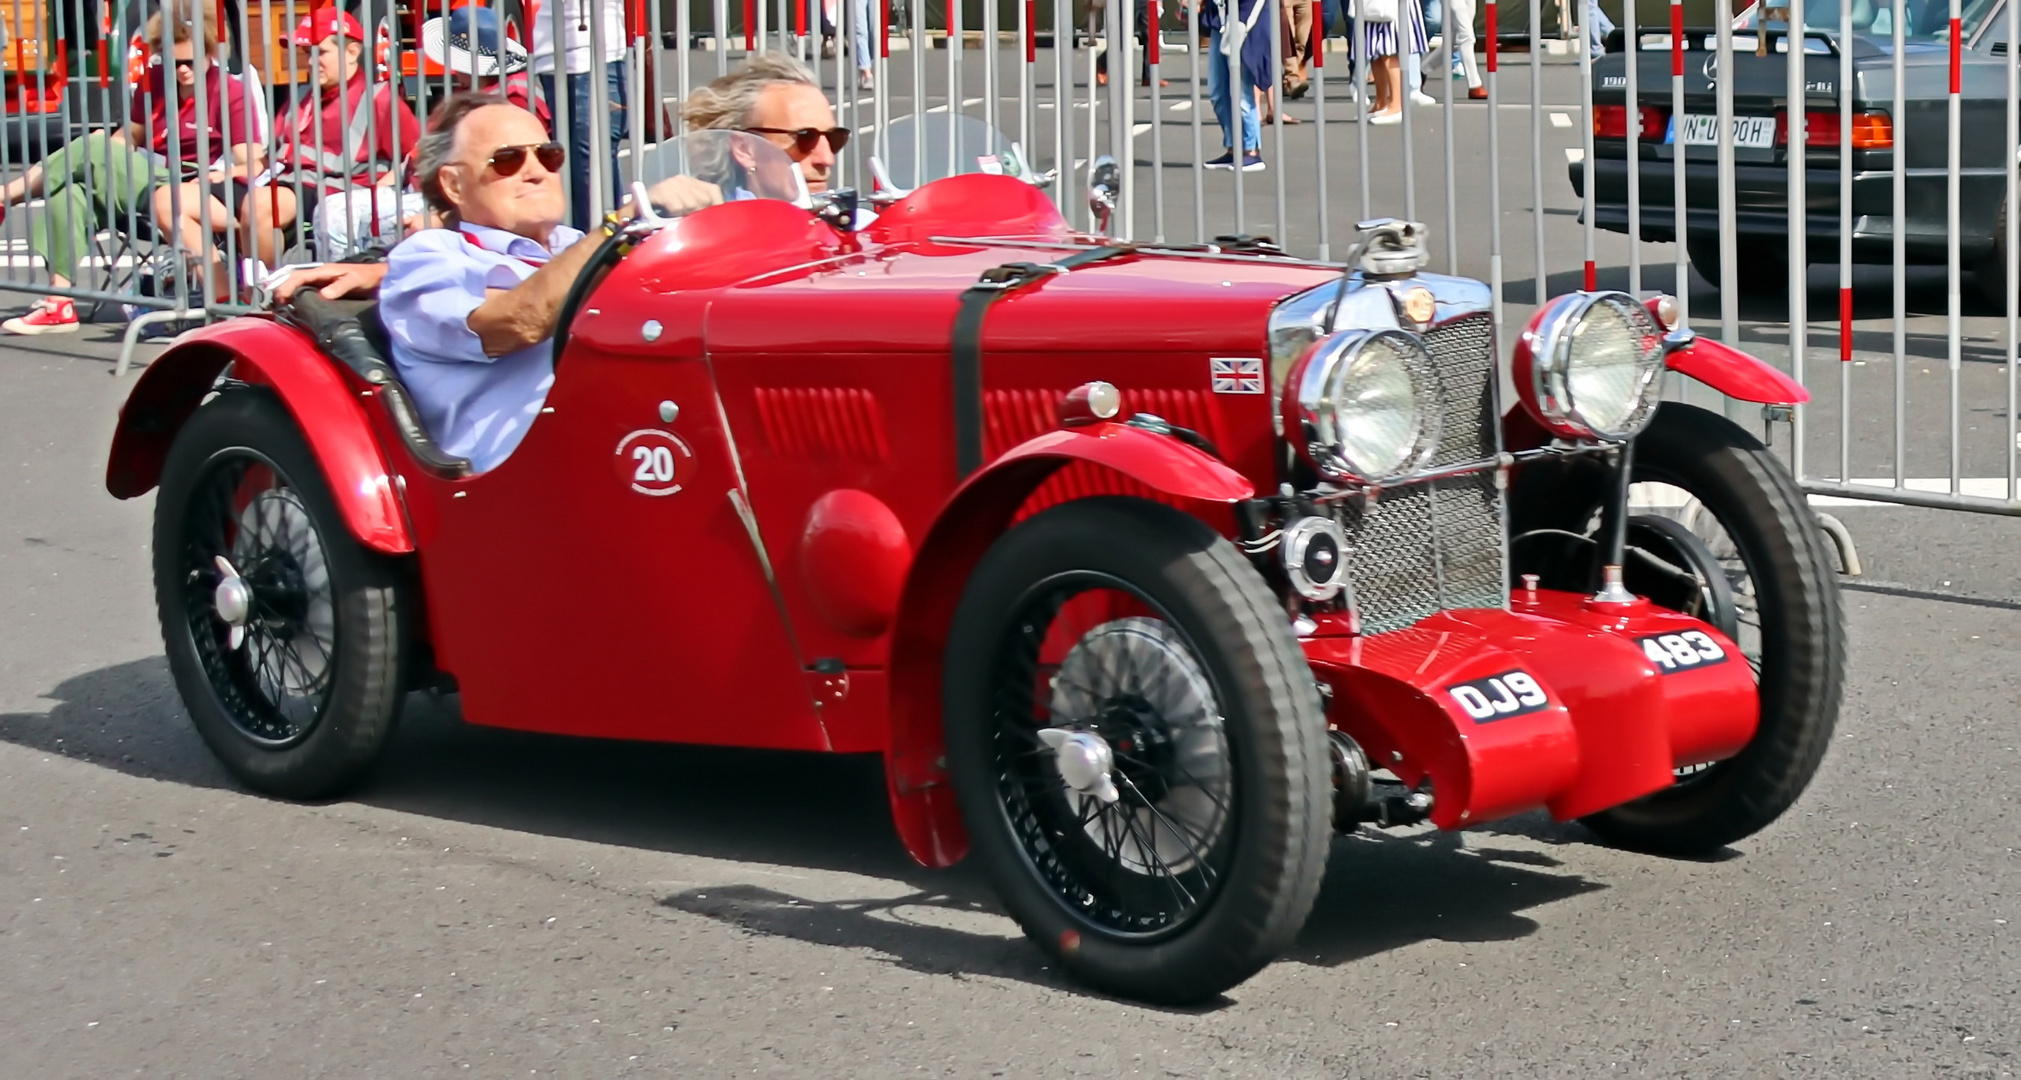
xmin=1972 ymin=197 xmax=2010 ymax=312
xmin=1686 ymin=232 xmax=1793 ymax=296
xmin=1508 ymin=403 xmax=1844 ymax=856
xmin=154 ymin=390 xmax=407 ymax=799
xmin=943 ymin=498 xmax=1331 ymax=1004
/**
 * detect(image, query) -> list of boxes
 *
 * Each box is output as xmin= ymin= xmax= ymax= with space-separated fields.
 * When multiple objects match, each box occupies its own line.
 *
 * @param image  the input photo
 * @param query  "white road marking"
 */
xmin=1638 ymin=478 xmax=2021 ymax=509
xmin=1132 ymin=122 xmax=1153 ymax=136
xmin=1550 ymin=111 xmax=1573 ymax=128
xmin=1564 ymin=147 xmax=1585 ymax=163
xmin=1169 ymin=100 xmax=1192 ymax=112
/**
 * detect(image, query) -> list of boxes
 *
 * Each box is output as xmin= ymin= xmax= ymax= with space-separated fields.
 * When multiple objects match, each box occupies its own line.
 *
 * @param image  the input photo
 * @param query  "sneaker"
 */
xmin=1239 ymin=152 xmax=1265 ymax=171
xmin=1410 ymin=90 xmax=1437 ymax=106
xmin=2 ymin=297 xmax=79 ymax=335
xmin=1369 ymin=109 xmax=1402 ymax=126
xmin=1205 ymin=151 xmax=1236 ymax=169
xmin=1451 ymin=56 xmax=1467 ymax=78
xmin=858 ymin=68 xmax=874 ymax=91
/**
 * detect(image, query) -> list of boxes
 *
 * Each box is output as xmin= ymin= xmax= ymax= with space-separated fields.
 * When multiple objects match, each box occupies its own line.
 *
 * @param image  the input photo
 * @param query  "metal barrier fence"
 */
xmin=0 ymin=0 xmax=2014 ymax=517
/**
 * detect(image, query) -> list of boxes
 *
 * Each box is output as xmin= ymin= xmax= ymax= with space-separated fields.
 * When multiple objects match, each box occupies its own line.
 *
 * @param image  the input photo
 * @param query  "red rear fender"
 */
xmin=882 ymin=423 xmax=1256 ymax=868
xmin=106 ymin=318 xmax=413 ymax=555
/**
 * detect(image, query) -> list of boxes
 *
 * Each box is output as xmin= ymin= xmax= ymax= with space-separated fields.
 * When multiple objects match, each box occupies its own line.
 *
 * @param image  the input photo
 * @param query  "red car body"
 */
xmin=107 ymin=175 xmax=1803 ymax=871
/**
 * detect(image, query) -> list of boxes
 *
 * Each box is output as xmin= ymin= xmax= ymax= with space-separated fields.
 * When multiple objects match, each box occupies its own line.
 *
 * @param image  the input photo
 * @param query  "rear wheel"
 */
xmin=1686 ymin=232 xmax=1793 ymax=295
xmin=154 ymin=390 xmax=407 ymax=799
xmin=1972 ymin=197 xmax=2011 ymax=312
xmin=943 ymin=498 xmax=1330 ymax=1004
xmin=1509 ymin=403 xmax=1844 ymax=855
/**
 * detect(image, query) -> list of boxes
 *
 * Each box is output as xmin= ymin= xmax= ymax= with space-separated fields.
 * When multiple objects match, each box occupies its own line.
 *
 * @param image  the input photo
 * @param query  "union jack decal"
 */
xmin=1210 ymin=357 xmax=1265 ymax=394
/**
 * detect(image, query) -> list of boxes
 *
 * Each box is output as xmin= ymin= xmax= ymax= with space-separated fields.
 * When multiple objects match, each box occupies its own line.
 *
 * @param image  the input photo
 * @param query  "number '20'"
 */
xmin=633 ymin=444 xmax=677 ymax=484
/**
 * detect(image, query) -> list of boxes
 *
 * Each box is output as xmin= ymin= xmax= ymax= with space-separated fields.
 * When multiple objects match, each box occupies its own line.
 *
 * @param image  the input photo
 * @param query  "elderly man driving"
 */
xmin=379 ymin=92 xmax=716 ymax=473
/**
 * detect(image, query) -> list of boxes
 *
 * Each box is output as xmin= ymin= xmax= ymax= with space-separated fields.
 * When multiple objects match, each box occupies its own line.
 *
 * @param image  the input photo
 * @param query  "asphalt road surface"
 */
xmin=5 ymin=56 xmax=2021 ymax=1073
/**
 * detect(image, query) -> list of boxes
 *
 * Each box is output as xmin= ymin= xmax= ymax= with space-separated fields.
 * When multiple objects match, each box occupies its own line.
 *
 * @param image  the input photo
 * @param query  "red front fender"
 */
xmin=106 ymin=318 xmax=413 ymax=555
xmin=1666 ymin=335 xmax=1809 ymax=405
xmin=882 ymin=423 xmax=1256 ymax=868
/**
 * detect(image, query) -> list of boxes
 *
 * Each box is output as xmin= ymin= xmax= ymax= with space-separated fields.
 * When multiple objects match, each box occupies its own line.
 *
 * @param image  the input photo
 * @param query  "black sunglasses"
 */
xmin=171 ymin=57 xmax=197 ymax=70
xmin=484 ymin=141 xmax=566 ymax=177
xmin=745 ymin=126 xmax=850 ymax=154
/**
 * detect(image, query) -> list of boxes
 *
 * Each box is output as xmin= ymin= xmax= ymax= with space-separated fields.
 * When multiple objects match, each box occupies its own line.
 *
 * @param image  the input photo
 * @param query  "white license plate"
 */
xmin=1671 ymin=114 xmax=1777 ymax=149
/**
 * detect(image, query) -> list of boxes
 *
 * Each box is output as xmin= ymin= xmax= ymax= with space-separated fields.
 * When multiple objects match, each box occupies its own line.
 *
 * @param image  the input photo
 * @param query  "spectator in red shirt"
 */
xmin=245 ymin=8 xmax=422 ymax=268
xmin=141 ymin=3 xmax=267 ymax=303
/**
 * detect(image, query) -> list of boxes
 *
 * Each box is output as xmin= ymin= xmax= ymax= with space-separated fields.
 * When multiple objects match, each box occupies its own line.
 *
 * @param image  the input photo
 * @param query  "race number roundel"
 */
xmin=613 ymin=429 xmax=696 ymax=497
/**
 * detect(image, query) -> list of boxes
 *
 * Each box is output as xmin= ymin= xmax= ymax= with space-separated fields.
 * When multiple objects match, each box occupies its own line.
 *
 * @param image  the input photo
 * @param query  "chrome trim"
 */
xmin=1281 ymin=515 xmax=1350 ymax=601
xmin=1526 ymin=290 xmax=1666 ymax=444
xmin=1293 ymin=329 xmax=1443 ymax=484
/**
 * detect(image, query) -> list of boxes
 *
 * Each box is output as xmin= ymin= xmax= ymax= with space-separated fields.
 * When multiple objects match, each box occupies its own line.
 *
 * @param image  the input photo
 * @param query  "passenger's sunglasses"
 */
xmin=484 ymin=141 xmax=566 ymax=177
xmin=745 ymin=126 xmax=851 ymax=154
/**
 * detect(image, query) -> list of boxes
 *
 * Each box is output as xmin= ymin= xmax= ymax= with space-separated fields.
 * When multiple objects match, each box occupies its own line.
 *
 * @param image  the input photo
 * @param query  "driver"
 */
xmin=375 ymin=92 xmax=719 ymax=472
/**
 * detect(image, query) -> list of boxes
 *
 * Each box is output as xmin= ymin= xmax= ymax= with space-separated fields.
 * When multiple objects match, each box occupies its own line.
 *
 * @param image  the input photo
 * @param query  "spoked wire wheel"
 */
xmin=994 ymin=585 xmax=1236 ymax=938
xmin=180 ymin=453 xmax=338 ymax=747
xmin=1508 ymin=402 xmax=1844 ymax=854
xmin=944 ymin=498 xmax=1329 ymax=1004
xmin=155 ymin=390 xmax=407 ymax=799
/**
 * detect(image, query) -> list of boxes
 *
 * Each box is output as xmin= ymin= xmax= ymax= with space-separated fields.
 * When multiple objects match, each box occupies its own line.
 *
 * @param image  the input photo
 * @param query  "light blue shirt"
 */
xmin=379 ymin=221 xmax=584 ymax=473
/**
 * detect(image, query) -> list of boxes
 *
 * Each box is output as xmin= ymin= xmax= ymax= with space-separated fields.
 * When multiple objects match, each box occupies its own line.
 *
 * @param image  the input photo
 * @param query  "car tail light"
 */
xmin=1775 ymin=109 xmax=1893 ymax=149
xmin=1593 ymin=104 xmax=1668 ymax=141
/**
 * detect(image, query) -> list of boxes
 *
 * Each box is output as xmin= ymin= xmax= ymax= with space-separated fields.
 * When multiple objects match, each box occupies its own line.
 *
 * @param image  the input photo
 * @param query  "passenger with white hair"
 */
xmin=681 ymin=53 xmax=848 ymax=195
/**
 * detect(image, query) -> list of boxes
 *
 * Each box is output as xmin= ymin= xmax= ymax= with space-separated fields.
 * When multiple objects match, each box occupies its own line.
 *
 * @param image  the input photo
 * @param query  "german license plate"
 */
xmin=1670 ymin=114 xmax=1777 ymax=149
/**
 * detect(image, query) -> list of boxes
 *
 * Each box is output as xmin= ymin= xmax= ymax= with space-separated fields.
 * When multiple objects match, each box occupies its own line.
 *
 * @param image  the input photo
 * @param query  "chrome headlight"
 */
xmin=1515 ymin=291 xmax=1666 ymax=442
xmin=1288 ymin=329 xmax=1441 ymax=483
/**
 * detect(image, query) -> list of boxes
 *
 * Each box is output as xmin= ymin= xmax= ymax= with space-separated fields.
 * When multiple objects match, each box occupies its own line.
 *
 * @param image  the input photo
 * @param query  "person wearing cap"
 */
xmin=421 ymin=5 xmax=549 ymax=125
xmin=244 ymin=8 xmax=422 ymax=269
xmin=531 ymin=0 xmax=630 ymax=233
xmin=0 ymin=4 xmax=255 ymax=332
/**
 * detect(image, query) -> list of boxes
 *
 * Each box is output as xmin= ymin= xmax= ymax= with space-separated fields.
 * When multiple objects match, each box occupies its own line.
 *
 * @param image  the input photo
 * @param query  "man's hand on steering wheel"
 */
xmin=641 ymin=175 xmax=725 ymax=218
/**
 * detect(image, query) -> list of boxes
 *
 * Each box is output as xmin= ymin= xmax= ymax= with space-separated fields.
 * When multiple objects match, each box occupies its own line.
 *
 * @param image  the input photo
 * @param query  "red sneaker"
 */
xmin=3 ymin=297 xmax=80 ymax=335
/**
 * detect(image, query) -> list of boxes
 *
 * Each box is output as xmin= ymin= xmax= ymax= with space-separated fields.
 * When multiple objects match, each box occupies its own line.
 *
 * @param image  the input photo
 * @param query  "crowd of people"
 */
xmin=0 ymin=0 xmax=1560 ymax=334
xmin=1199 ymin=0 xmax=1486 ymax=172
xmin=0 ymin=0 xmax=649 ymax=336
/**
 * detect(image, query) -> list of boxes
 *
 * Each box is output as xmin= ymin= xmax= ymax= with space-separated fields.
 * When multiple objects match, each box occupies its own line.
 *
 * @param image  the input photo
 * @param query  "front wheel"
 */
xmin=154 ymin=390 xmax=408 ymax=799
xmin=943 ymin=498 xmax=1331 ymax=1004
xmin=1510 ymin=403 xmax=1845 ymax=855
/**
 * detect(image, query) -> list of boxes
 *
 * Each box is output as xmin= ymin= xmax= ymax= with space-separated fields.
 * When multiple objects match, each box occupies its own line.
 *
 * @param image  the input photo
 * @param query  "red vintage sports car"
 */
xmin=105 ymin=129 xmax=1842 ymax=1004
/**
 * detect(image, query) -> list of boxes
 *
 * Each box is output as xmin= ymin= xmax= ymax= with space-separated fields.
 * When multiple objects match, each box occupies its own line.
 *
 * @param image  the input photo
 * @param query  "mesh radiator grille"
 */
xmin=1341 ymin=313 xmax=1508 ymax=635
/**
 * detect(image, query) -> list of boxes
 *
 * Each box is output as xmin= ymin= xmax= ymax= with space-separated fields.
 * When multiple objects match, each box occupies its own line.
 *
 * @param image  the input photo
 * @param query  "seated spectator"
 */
xmin=246 ymin=9 xmax=422 ymax=270
xmin=377 ymin=92 xmax=718 ymax=472
xmin=681 ymin=54 xmax=845 ymax=194
xmin=0 ymin=5 xmax=238 ymax=334
xmin=142 ymin=0 xmax=268 ymax=304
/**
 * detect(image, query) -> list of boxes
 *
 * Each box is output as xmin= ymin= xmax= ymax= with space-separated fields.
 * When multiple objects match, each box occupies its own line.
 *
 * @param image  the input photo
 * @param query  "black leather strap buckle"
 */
xmin=973 ymin=261 xmax=1065 ymax=291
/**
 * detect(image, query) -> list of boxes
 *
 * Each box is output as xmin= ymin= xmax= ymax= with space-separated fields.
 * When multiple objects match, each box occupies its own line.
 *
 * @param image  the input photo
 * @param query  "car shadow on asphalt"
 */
xmin=3 ymin=657 xmax=1614 ymax=1006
